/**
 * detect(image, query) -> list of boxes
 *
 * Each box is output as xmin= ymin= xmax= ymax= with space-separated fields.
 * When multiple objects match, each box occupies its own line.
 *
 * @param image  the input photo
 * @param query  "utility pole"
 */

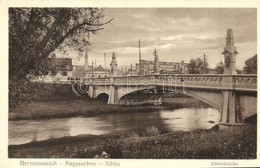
xmin=131 ymin=63 xmax=133 ymax=76
xmin=139 ymin=40 xmax=142 ymax=75
xmin=203 ymin=53 xmax=207 ymax=74
xmin=104 ymin=52 xmax=106 ymax=77
xmin=92 ymin=61 xmax=94 ymax=77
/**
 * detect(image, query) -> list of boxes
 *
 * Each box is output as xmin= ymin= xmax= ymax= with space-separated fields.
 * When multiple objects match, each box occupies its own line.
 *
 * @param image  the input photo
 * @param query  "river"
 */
xmin=9 ymin=107 xmax=220 ymax=145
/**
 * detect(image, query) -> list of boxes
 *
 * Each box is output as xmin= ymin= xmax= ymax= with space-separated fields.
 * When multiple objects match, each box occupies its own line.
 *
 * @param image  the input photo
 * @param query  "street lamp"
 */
xmin=92 ymin=61 xmax=94 ymax=77
xmin=203 ymin=53 xmax=207 ymax=74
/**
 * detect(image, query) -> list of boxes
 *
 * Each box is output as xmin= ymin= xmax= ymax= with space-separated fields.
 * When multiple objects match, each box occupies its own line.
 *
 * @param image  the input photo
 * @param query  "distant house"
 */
xmin=136 ymin=60 xmax=188 ymax=75
xmin=34 ymin=57 xmax=73 ymax=82
xmin=89 ymin=65 xmax=110 ymax=78
xmin=72 ymin=64 xmax=109 ymax=78
xmin=47 ymin=57 xmax=73 ymax=76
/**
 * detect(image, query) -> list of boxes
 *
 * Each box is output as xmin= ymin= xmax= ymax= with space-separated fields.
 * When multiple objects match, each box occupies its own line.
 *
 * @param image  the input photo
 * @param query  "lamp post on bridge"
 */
xmin=131 ymin=63 xmax=133 ymax=76
xmin=91 ymin=61 xmax=94 ymax=77
xmin=203 ymin=53 xmax=207 ymax=74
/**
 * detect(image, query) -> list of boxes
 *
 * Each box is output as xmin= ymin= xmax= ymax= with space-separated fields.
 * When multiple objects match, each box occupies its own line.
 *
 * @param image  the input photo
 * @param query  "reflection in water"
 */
xmin=161 ymin=108 xmax=220 ymax=131
xmin=68 ymin=118 xmax=110 ymax=136
xmin=9 ymin=107 xmax=220 ymax=145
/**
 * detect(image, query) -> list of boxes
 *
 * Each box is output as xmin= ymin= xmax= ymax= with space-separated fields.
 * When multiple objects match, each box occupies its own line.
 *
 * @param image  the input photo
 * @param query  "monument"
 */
xmin=221 ymin=29 xmax=240 ymax=124
xmin=222 ymin=29 xmax=239 ymax=74
xmin=110 ymin=52 xmax=118 ymax=77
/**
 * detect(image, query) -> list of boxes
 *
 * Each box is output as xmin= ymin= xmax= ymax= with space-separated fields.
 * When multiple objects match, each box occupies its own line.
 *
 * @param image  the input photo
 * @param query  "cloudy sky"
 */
xmin=79 ymin=8 xmax=257 ymax=69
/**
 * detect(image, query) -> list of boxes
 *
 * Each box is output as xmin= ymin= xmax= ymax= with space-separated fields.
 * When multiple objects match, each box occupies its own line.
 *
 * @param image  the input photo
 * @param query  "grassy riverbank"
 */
xmin=9 ymin=93 xmax=208 ymax=120
xmin=9 ymin=89 xmax=256 ymax=159
xmin=9 ymin=124 xmax=256 ymax=159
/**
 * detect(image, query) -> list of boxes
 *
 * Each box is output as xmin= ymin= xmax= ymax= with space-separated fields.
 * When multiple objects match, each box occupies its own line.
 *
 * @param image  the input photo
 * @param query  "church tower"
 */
xmin=154 ymin=49 xmax=159 ymax=74
xmin=222 ymin=29 xmax=238 ymax=74
xmin=110 ymin=52 xmax=118 ymax=77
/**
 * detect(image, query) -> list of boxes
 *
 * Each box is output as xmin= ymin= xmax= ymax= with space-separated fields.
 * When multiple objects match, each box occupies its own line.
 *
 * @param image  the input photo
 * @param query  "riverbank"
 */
xmin=9 ymin=123 xmax=256 ymax=159
xmin=9 ymin=93 xmax=208 ymax=120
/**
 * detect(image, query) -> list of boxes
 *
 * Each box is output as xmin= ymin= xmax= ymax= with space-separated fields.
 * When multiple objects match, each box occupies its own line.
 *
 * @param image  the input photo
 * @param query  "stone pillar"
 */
xmin=92 ymin=86 xmax=97 ymax=98
xmin=110 ymin=52 xmax=118 ymax=77
xmin=222 ymin=29 xmax=238 ymax=75
xmin=154 ymin=49 xmax=159 ymax=74
xmin=88 ymin=85 xmax=93 ymax=98
xmin=220 ymin=29 xmax=241 ymax=124
xmin=108 ymin=85 xmax=115 ymax=104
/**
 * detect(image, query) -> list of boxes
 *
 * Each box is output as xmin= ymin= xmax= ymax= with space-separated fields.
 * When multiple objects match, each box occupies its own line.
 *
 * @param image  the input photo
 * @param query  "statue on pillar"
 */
xmin=110 ymin=52 xmax=118 ymax=77
xmin=222 ymin=29 xmax=238 ymax=74
xmin=220 ymin=29 xmax=241 ymax=124
xmin=153 ymin=49 xmax=159 ymax=74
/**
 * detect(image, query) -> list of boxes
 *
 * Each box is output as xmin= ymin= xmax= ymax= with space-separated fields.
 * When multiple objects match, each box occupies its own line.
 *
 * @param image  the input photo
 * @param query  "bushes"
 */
xmin=9 ymin=124 xmax=256 ymax=159
xmin=99 ymin=125 xmax=256 ymax=159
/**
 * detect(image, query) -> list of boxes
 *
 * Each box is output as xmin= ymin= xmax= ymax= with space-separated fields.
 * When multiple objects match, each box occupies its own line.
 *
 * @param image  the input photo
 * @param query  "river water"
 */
xmin=9 ymin=107 xmax=220 ymax=145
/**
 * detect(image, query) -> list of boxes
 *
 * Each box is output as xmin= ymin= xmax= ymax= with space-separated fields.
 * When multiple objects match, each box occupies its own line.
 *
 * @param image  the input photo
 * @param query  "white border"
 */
xmin=0 ymin=0 xmax=259 ymax=168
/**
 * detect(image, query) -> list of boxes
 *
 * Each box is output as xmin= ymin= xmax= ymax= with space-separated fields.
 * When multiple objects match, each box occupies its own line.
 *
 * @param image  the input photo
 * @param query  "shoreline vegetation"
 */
xmin=8 ymin=84 xmax=257 ymax=159
xmin=9 ymin=124 xmax=256 ymax=159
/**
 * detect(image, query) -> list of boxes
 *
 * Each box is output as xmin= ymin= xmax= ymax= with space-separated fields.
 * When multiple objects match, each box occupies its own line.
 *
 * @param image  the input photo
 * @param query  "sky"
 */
xmin=72 ymin=8 xmax=257 ymax=69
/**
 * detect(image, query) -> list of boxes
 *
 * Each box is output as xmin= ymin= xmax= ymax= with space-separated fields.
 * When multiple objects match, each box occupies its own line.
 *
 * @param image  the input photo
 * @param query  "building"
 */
xmin=72 ymin=64 xmax=109 ymax=78
xmin=47 ymin=57 xmax=73 ymax=76
xmin=35 ymin=57 xmax=73 ymax=82
xmin=135 ymin=49 xmax=188 ymax=75
xmin=71 ymin=47 xmax=109 ymax=79
xmin=91 ymin=64 xmax=110 ymax=78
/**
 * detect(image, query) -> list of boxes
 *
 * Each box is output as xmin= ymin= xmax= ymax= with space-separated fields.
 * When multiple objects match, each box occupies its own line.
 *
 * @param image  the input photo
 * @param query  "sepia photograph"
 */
xmin=1 ymin=2 xmax=259 ymax=167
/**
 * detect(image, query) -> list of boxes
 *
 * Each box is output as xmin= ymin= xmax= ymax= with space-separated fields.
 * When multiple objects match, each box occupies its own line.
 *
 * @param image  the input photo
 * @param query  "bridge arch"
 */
xmin=158 ymin=86 xmax=223 ymax=112
xmin=119 ymin=89 xmax=163 ymax=104
xmin=117 ymin=85 xmax=156 ymax=101
xmin=96 ymin=93 xmax=109 ymax=103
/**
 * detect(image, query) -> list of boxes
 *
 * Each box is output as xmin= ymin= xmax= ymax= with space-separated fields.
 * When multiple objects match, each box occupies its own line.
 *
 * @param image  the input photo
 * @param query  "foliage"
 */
xmin=243 ymin=54 xmax=257 ymax=74
xmin=9 ymin=8 xmax=111 ymax=108
xmin=215 ymin=61 xmax=224 ymax=74
xmin=144 ymin=125 xmax=160 ymax=136
xmin=9 ymin=125 xmax=256 ymax=159
xmin=103 ymin=125 xmax=256 ymax=159
xmin=187 ymin=57 xmax=208 ymax=74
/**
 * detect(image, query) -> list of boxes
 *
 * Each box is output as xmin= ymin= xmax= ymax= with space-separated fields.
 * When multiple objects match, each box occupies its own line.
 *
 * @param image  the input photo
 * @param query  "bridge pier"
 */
xmin=220 ymin=29 xmax=243 ymax=124
xmin=108 ymin=85 xmax=119 ymax=104
xmin=221 ymin=91 xmax=242 ymax=124
xmin=88 ymin=85 xmax=94 ymax=98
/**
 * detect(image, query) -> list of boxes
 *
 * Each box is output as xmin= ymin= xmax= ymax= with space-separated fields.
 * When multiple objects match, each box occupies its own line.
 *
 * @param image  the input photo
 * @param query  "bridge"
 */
xmin=37 ymin=29 xmax=256 ymax=125
xmin=81 ymin=74 xmax=257 ymax=124
xmin=82 ymin=29 xmax=257 ymax=124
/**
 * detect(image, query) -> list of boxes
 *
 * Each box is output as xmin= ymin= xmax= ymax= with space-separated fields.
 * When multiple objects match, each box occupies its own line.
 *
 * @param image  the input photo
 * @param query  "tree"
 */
xmin=243 ymin=54 xmax=257 ymax=74
xmin=215 ymin=61 xmax=224 ymax=74
xmin=187 ymin=57 xmax=208 ymax=74
xmin=9 ymin=8 xmax=112 ymax=108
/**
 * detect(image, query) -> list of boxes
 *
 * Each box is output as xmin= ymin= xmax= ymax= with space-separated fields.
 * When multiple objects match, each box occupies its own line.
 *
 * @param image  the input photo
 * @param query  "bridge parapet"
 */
xmin=158 ymin=75 xmax=223 ymax=88
xmin=234 ymin=75 xmax=257 ymax=90
xmin=85 ymin=74 xmax=257 ymax=91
